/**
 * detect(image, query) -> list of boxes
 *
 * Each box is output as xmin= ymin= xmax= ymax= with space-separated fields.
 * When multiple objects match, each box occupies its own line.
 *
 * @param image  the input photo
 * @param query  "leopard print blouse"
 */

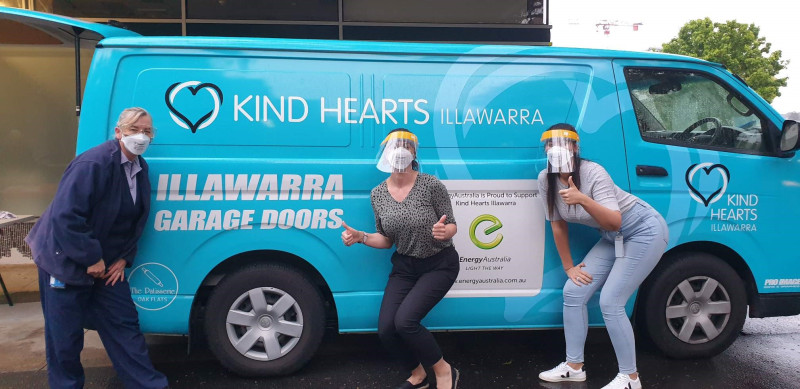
xmin=370 ymin=173 xmax=456 ymax=258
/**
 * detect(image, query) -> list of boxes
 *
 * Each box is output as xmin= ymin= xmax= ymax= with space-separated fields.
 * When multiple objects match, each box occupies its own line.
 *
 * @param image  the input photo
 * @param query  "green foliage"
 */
xmin=658 ymin=18 xmax=788 ymax=103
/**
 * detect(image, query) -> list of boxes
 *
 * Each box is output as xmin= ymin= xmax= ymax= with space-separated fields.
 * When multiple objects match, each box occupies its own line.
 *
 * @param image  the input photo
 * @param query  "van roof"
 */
xmin=99 ymin=36 xmax=719 ymax=66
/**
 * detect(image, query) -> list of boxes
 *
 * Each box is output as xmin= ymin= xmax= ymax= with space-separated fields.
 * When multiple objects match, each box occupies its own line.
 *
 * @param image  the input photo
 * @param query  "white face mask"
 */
xmin=388 ymin=147 xmax=414 ymax=171
xmin=546 ymin=146 xmax=574 ymax=173
xmin=121 ymin=133 xmax=151 ymax=156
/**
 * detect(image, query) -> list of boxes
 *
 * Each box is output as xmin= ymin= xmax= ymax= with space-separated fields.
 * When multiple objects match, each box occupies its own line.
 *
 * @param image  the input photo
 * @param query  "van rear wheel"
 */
xmin=640 ymin=252 xmax=747 ymax=358
xmin=205 ymin=264 xmax=325 ymax=376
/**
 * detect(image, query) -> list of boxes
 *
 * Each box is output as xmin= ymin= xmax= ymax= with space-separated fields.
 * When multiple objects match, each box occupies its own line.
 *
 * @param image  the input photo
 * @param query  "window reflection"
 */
xmin=188 ymin=0 xmax=338 ymax=21
xmin=34 ymin=0 xmax=181 ymax=19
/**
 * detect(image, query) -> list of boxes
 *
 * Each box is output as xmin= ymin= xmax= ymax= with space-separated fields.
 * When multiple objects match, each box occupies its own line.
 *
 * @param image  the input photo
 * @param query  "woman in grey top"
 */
xmin=536 ymin=124 xmax=668 ymax=389
xmin=341 ymin=128 xmax=460 ymax=389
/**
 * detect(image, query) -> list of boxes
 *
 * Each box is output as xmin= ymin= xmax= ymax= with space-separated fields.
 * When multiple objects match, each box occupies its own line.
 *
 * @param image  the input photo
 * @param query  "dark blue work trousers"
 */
xmin=38 ymin=267 xmax=168 ymax=389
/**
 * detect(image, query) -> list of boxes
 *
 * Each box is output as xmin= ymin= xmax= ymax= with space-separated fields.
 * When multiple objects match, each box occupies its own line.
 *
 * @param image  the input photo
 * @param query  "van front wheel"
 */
xmin=640 ymin=252 xmax=747 ymax=358
xmin=204 ymin=264 xmax=325 ymax=376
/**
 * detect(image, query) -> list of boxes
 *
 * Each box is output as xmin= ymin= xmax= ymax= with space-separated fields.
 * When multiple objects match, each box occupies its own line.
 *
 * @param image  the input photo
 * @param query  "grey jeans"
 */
xmin=562 ymin=202 xmax=668 ymax=374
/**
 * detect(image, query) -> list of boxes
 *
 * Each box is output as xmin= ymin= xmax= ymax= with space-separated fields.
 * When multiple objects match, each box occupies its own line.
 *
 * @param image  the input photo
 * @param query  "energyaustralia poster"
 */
xmin=442 ymin=180 xmax=545 ymax=297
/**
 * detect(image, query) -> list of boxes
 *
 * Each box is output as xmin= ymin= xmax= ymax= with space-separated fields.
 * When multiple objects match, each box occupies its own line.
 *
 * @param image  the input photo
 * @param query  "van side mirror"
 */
xmin=780 ymin=120 xmax=800 ymax=152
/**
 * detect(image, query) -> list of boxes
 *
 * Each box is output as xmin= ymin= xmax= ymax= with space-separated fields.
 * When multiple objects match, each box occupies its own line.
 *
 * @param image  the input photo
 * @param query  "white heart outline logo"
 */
xmin=686 ymin=162 xmax=730 ymax=206
xmin=166 ymin=81 xmax=222 ymax=132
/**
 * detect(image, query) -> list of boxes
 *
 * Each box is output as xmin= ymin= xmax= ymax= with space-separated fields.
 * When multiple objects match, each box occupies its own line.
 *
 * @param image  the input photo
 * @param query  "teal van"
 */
xmin=3 ymin=7 xmax=799 ymax=377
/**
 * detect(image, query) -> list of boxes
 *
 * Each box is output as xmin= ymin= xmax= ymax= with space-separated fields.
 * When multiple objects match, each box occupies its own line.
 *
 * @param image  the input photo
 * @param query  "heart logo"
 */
xmin=685 ymin=163 xmax=730 ymax=206
xmin=165 ymin=81 xmax=223 ymax=133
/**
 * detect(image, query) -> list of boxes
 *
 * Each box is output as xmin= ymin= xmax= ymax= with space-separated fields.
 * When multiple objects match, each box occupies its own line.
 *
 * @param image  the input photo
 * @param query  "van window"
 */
xmin=624 ymin=68 xmax=767 ymax=154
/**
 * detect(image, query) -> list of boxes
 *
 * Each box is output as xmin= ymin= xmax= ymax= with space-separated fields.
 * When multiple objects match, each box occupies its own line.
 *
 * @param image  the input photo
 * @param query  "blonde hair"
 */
xmin=116 ymin=107 xmax=150 ymax=129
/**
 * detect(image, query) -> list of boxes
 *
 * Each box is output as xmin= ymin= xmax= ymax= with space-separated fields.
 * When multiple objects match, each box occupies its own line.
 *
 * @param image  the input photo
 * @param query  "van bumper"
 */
xmin=749 ymin=293 xmax=800 ymax=318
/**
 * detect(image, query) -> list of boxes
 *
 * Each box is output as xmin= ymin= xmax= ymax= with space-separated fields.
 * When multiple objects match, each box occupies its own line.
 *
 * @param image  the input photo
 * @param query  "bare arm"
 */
xmin=559 ymin=176 xmax=622 ymax=231
xmin=578 ymin=196 xmax=622 ymax=231
xmin=551 ymin=220 xmax=574 ymax=270
xmin=551 ymin=219 xmax=592 ymax=286
xmin=360 ymin=230 xmax=394 ymax=249
xmin=341 ymin=222 xmax=393 ymax=249
xmin=431 ymin=180 xmax=457 ymax=241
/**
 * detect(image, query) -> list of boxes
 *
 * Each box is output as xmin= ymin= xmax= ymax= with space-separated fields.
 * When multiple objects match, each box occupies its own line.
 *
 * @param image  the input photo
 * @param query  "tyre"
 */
xmin=204 ymin=263 xmax=326 ymax=376
xmin=639 ymin=252 xmax=747 ymax=358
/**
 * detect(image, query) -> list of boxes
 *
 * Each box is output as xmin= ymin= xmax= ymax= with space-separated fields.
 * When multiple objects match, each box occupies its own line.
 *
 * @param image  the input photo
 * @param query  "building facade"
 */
xmin=11 ymin=0 xmax=550 ymax=44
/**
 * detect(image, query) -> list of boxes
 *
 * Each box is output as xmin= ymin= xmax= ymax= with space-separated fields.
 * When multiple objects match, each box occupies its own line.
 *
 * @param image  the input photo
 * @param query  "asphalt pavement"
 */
xmin=0 ymin=299 xmax=798 ymax=388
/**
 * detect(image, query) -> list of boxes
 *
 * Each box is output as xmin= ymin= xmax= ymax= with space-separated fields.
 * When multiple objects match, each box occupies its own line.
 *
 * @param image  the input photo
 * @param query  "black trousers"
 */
xmin=377 ymin=245 xmax=460 ymax=370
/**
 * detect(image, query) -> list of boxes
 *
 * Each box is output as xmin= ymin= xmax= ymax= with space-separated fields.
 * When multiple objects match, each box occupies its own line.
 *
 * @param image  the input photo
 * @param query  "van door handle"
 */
xmin=636 ymin=165 xmax=668 ymax=177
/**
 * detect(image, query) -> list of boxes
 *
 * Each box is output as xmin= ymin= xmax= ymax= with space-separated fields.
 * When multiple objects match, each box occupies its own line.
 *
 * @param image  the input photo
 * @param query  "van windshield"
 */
xmin=624 ymin=68 xmax=767 ymax=154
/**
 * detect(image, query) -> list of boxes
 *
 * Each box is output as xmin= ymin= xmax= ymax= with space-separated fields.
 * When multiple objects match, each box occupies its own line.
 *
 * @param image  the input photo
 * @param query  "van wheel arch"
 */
xmin=637 ymin=241 xmax=757 ymax=311
xmin=188 ymin=250 xmax=338 ymax=373
xmin=635 ymin=243 xmax=753 ymax=358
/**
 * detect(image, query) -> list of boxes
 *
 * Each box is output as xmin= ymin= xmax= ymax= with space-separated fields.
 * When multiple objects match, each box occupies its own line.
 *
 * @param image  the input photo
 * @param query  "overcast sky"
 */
xmin=549 ymin=0 xmax=799 ymax=114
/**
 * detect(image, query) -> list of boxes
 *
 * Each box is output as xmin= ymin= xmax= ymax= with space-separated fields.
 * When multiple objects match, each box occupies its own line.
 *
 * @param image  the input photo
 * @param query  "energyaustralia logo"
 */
xmin=469 ymin=214 xmax=503 ymax=250
xmin=685 ymin=163 xmax=730 ymax=207
xmin=165 ymin=81 xmax=223 ymax=133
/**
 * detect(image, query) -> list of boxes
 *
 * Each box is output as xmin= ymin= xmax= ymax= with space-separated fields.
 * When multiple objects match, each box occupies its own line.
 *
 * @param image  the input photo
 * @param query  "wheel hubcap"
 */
xmin=665 ymin=276 xmax=732 ymax=344
xmin=225 ymin=287 xmax=304 ymax=361
xmin=258 ymin=315 xmax=273 ymax=329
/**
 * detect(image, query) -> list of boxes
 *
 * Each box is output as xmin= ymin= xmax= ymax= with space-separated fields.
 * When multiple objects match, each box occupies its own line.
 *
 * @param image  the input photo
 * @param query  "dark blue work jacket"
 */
xmin=25 ymin=140 xmax=151 ymax=286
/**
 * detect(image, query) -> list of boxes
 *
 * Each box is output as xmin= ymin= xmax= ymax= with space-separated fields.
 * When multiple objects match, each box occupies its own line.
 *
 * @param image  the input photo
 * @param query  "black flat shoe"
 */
xmin=395 ymin=378 xmax=429 ymax=389
xmin=450 ymin=367 xmax=460 ymax=389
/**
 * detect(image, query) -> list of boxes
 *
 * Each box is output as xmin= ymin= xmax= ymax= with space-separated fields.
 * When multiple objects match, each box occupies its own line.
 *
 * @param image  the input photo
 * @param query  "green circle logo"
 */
xmin=469 ymin=214 xmax=504 ymax=250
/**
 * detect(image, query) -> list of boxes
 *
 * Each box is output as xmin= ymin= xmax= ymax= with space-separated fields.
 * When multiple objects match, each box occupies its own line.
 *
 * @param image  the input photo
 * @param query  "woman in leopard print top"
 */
xmin=341 ymin=128 xmax=461 ymax=389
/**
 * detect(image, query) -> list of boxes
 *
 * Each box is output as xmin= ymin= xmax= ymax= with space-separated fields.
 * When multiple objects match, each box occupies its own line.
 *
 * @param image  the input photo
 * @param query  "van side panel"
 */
xmin=88 ymin=44 xmax=629 ymax=334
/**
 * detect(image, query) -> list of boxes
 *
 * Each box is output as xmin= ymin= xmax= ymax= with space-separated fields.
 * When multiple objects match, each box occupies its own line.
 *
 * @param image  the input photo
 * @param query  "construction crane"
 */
xmin=595 ymin=19 xmax=643 ymax=35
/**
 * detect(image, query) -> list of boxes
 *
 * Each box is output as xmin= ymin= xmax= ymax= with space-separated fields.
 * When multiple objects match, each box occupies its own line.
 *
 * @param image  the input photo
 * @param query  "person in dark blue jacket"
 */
xmin=25 ymin=107 xmax=168 ymax=389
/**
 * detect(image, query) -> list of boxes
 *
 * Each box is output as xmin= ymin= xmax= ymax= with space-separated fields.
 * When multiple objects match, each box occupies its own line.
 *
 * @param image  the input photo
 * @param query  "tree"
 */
xmin=658 ymin=18 xmax=788 ymax=103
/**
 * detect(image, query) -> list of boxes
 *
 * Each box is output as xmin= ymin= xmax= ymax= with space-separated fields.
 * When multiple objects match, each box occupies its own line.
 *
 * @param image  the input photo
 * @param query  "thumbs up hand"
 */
xmin=341 ymin=221 xmax=364 ymax=246
xmin=558 ymin=175 xmax=586 ymax=206
xmin=432 ymin=215 xmax=449 ymax=241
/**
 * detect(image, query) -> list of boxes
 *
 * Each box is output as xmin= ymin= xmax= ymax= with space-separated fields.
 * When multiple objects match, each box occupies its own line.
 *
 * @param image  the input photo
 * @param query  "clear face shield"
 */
xmin=541 ymin=129 xmax=580 ymax=174
xmin=376 ymin=131 xmax=419 ymax=173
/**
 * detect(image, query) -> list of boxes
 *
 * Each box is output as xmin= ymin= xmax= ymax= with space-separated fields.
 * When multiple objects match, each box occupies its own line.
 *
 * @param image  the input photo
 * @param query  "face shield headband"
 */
xmin=541 ymin=129 xmax=580 ymax=173
xmin=376 ymin=131 xmax=419 ymax=173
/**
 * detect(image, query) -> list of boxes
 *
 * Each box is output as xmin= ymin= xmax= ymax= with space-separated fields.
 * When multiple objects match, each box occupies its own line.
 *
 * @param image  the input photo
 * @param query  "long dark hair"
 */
xmin=545 ymin=123 xmax=582 ymax=219
xmin=386 ymin=127 xmax=419 ymax=171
